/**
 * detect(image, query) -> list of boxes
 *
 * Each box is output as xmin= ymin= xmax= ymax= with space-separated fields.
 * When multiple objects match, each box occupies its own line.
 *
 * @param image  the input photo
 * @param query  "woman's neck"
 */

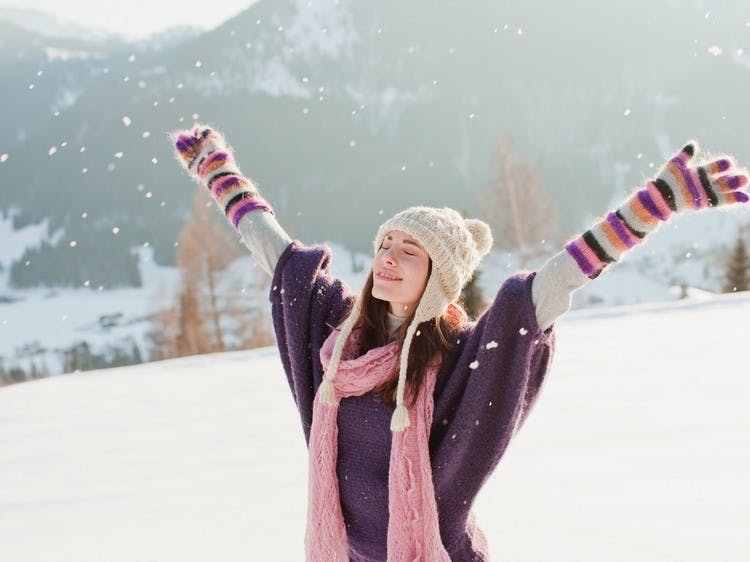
xmin=386 ymin=310 xmax=406 ymax=337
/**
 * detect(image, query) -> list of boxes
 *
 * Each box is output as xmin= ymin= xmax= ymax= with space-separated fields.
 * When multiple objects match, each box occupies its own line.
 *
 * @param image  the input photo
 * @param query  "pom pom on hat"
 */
xmin=464 ymin=218 xmax=493 ymax=256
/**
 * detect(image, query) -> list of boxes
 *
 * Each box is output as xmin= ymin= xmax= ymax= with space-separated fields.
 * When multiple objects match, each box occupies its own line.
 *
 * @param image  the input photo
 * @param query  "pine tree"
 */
xmin=460 ymin=270 xmax=487 ymax=321
xmin=723 ymin=234 xmax=750 ymax=293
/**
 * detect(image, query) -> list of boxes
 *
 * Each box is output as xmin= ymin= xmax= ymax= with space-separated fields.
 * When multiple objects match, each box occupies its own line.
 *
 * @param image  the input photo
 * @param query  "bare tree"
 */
xmin=225 ymin=271 xmax=275 ymax=349
xmin=172 ymin=191 xmax=242 ymax=355
xmin=481 ymin=135 xmax=557 ymax=267
xmin=146 ymin=191 xmax=277 ymax=362
xmin=723 ymin=233 xmax=750 ymax=293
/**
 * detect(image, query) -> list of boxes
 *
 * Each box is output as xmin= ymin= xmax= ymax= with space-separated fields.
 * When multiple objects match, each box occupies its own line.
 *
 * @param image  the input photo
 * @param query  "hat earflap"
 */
xmin=318 ymin=299 xmax=362 ymax=405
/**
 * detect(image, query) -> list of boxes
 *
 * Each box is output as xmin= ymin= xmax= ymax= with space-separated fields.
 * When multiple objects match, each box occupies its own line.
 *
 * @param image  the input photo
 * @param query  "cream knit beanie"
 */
xmin=318 ymin=206 xmax=493 ymax=431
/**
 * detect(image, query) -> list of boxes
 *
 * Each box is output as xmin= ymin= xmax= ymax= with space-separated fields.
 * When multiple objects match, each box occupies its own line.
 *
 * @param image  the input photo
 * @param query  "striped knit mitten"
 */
xmin=565 ymin=140 xmax=749 ymax=279
xmin=172 ymin=125 xmax=274 ymax=230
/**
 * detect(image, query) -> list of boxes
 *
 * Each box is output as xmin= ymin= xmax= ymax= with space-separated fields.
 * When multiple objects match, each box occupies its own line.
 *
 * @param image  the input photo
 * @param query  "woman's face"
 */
xmin=371 ymin=230 xmax=430 ymax=318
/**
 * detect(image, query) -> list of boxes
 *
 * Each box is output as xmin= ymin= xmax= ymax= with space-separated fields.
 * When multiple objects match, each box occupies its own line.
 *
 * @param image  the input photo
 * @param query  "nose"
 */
xmin=382 ymin=248 xmax=397 ymax=265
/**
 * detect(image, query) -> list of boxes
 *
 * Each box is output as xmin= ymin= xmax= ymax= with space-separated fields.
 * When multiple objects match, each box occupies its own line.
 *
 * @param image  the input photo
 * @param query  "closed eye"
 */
xmin=381 ymin=245 xmax=415 ymax=256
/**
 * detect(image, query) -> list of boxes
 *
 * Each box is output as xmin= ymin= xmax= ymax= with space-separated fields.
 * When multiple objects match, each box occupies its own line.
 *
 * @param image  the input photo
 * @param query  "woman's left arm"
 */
xmin=532 ymin=140 xmax=749 ymax=331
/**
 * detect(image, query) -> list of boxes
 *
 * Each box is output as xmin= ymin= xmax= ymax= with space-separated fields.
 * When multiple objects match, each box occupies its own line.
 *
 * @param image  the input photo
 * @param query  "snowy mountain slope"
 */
xmin=1 ymin=291 xmax=748 ymax=561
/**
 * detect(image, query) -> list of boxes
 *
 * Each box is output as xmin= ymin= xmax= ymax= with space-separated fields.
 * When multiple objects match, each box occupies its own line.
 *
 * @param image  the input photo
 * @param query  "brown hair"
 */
xmin=349 ymin=261 xmax=468 ymax=408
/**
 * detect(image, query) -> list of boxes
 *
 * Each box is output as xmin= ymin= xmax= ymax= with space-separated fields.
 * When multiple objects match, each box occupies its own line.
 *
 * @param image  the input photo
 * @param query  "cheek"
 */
xmin=412 ymin=259 xmax=430 ymax=287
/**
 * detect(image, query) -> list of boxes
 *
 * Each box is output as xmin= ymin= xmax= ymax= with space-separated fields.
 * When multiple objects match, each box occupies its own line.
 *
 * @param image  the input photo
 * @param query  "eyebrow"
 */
xmin=385 ymin=235 xmax=423 ymax=250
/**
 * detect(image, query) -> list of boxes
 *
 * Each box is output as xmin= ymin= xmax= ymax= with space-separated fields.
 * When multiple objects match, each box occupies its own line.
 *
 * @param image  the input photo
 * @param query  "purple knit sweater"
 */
xmin=270 ymin=241 xmax=556 ymax=561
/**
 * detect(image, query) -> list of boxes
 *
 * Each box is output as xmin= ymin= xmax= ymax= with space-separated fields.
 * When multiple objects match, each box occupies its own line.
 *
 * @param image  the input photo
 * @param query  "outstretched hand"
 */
xmin=171 ymin=124 xmax=232 ymax=180
xmin=650 ymin=141 xmax=749 ymax=217
xmin=565 ymin=140 xmax=748 ymax=280
xmin=169 ymin=123 xmax=273 ymax=230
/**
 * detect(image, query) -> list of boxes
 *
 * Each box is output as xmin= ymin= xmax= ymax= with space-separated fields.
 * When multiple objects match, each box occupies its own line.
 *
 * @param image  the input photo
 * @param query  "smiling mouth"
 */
xmin=376 ymin=272 xmax=402 ymax=281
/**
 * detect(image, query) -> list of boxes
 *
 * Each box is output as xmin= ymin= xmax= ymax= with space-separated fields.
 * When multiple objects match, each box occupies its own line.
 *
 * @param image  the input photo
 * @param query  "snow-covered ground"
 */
xmin=1 ymin=290 xmax=749 ymax=561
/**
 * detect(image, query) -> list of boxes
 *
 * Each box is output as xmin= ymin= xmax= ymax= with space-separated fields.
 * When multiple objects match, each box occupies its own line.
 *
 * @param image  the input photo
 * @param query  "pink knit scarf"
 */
xmin=305 ymin=326 xmax=450 ymax=561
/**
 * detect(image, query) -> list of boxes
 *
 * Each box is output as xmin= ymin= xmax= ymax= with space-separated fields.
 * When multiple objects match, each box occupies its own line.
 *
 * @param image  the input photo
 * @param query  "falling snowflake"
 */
xmin=81 ymin=212 xmax=88 ymax=218
xmin=122 ymin=116 xmax=132 ymax=127
xmin=349 ymin=140 xmax=356 ymax=147
xmin=519 ymin=327 xmax=528 ymax=335
xmin=195 ymin=60 xmax=202 ymax=68
xmin=82 ymin=168 xmax=88 ymax=174
xmin=114 ymin=152 xmax=123 ymax=158
xmin=517 ymin=27 xmax=523 ymax=35
xmin=69 ymin=241 xmax=77 ymax=247
xmin=401 ymin=165 xmax=407 ymax=171
xmin=469 ymin=360 xmax=479 ymax=369
xmin=48 ymin=146 xmax=57 ymax=156
xmin=707 ymin=45 xmax=723 ymax=56
xmin=192 ymin=113 xmax=199 ymax=120
xmin=28 ymin=84 xmax=34 ymax=90
xmin=151 ymin=157 xmax=158 ymax=164
xmin=80 ymin=146 xmax=86 ymax=152
xmin=37 ymin=70 xmax=43 ymax=76
xmin=146 ymin=192 xmax=153 ymax=198
xmin=468 ymin=113 xmax=475 ymax=119
xmin=128 ymin=54 xmax=136 ymax=62
xmin=623 ymin=109 xmax=631 ymax=116
xmin=485 ymin=340 xmax=498 ymax=349
xmin=112 ymin=227 xmax=120 ymax=234
xmin=142 ymin=131 xmax=151 ymax=138
xmin=0 ymin=153 xmax=8 ymax=163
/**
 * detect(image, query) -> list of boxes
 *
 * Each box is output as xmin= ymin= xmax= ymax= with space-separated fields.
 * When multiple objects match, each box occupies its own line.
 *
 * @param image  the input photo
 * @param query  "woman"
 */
xmin=172 ymin=126 xmax=748 ymax=561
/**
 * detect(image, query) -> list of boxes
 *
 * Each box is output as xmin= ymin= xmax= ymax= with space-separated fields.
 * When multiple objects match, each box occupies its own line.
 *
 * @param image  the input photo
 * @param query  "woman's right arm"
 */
xmin=171 ymin=125 xmax=355 ymax=440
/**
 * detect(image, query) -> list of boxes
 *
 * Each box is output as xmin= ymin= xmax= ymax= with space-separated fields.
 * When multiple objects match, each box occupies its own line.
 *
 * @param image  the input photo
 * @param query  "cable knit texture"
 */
xmin=307 ymin=326 xmax=448 ymax=561
xmin=270 ymin=241 xmax=556 ymax=561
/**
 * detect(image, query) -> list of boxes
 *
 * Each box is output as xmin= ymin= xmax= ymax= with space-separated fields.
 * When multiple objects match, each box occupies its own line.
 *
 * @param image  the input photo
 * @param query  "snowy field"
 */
xmin=1 ymin=290 xmax=749 ymax=561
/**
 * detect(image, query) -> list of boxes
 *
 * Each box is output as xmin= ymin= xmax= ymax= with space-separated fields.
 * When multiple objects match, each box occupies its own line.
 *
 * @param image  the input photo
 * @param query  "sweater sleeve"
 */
xmin=235 ymin=210 xmax=293 ymax=278
xmin=269 ymin=241 xmax=356 ymax=443
xmin=429 ymin=271 xmax=556 ymax=535
xmin=531 ymin=249 xmax=591 ymax=331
